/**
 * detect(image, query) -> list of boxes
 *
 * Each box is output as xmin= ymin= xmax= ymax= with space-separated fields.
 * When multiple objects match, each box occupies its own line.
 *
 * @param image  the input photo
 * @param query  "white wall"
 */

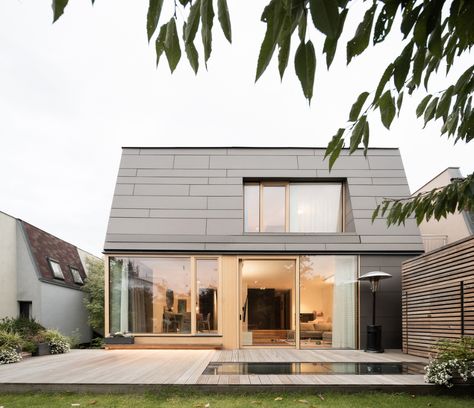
xmin=16 ymin=222 xmax=42 ymax=319
xmin=77 ymin=247 xmax=102 ymax=276
xmin=0 ymin=212 xmax=18 ymax=318
xmin=415 ymin=168 xmax=471 ymax=250
xmin=40 ymin=282 xmax=92 ymax=343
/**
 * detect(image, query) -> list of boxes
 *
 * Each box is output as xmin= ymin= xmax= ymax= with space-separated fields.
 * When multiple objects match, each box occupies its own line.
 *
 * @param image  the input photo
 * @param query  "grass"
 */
xmin=0 ymin=391 xmax=473 ymax=408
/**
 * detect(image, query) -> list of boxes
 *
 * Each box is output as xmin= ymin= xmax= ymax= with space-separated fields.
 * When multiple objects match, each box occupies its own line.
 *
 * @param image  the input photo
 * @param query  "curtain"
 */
xmin=332 ymin=256 xmax=357 ymax=348
xmin=119 ymin=262 xmax=129 ymax=332
xmin=290 ymin=184 xmax=342 ymax=232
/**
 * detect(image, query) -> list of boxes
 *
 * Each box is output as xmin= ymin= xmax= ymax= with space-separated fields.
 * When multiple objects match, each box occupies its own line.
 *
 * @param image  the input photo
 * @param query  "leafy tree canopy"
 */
xmin=52 ymin=0 xmax=474 ymax=225
xmin=82 ymin=257 xmax=105 ymax=336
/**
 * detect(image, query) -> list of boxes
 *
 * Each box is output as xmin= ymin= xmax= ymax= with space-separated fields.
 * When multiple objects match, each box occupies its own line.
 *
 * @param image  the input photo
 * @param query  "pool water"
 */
xmin=202 ymin=362 xmax=425 ymax=375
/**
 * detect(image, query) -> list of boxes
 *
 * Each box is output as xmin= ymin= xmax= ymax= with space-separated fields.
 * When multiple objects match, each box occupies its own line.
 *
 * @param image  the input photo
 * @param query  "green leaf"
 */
xmin=373 ymin=63 xmax=394 ymax=103
xmin=325 ymin=128 xmax=345 ymax=170
xmin=371 ymin=205 xmax=380 ymax=222
xmin=362 ymin=119 xmax=370 ymax=154
xmin=349 ymin=115 xmax=366 ymax=153
xmin=185 ymin=41 xmax=199 ymax=74
xmin=294 ymin=40 xmax=316 ymax=103
xmin=256 ymin=1 xmax=286 ymax=81
xmin=416 ymin=94 xmax=432 ymax=117
xmin=52 ymin=0 xmax=69 ymax=22
xmin=347 ymin=3 xmax=376 ymax=64
xmin=146 ymin=0 xmax=164 ymax=42
xmin=412 ymin=47 xmax=426 ymax=87
xmin=298 ymin=11 xmax=307 ymax=42
xmin=436 ymin=85 xmax=454 ymax=120
xmin=309 ymin=0 xmax=340 ymax=39
xmin=428 ymin=22 xmax=442 ymax=59
xmin=424 ymin=96 xmax=439 ymax=127
xmin=393 ymin=41 xmax=414 ymax=91
xmin=424 ymin=57 xmax=440 ymax=90
xmin=164 ymin=18 xmax=181 ymax=73
xmin=184 ymin=0 xmax=201 ymax=43
xmin=155 ymin=24 xmax=168 ymax=67
xmin=217 ymin=0 xmax=232 ymax=43
xmin=378 ymin=90 xmax=396 ymax=129
xmin=454 ymin=65 xmax=474 ymax=93
xmin=397 ymin=91 xmax=404 ymax=115
xmin=400 ymin=4 xmax=421 ymax=38
xmin=201 ymin=0 xmax=215 ymax=67
xmin=278 ymin=33 xmax=291 ymax=80
xmin=323 ymin=8 xmax=347 ymax=68
xmin=373 ymin=2 xmax=398 ymax=44
xmin=349 ymin=91 xmax=369 ymax=122
xmin=413 ymin=8 xmax=428 ymax=46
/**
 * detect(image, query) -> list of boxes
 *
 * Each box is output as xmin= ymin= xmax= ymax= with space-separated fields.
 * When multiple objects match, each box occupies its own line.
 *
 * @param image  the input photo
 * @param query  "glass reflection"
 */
xmin=196 ymin=259 xmax=219 ymax=334
xmin=109 ymin=257 xmax=191 ymax=334
xmin=262 ymin=185 xmax=286 ymax=232
xmin=244 ymin=184 xmax=260 ymax=232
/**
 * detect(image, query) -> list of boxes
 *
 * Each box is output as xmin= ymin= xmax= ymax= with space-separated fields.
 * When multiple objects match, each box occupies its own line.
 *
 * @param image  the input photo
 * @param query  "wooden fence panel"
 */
xmin=402 ymin=236 xmax=474 ymax=357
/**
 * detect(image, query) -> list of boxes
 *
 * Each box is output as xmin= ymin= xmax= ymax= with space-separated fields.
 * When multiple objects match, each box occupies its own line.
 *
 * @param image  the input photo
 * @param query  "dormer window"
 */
xmin=69 ymin=266 xmax=83 ymax=284
xmin=244 ymin=182 xmax=343 ymax=233
xmin=48 ymin=258 xmax=64 ymax=280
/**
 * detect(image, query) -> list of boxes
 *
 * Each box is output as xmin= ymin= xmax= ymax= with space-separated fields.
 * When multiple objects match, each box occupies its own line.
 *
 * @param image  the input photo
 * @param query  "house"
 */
xmin=104 ymin=147 xmax=423 ymax=350
xmin=0 ymin=210 xmax=101 ymax=343
xmin=413 ymin=167 xmax=474 ymax=252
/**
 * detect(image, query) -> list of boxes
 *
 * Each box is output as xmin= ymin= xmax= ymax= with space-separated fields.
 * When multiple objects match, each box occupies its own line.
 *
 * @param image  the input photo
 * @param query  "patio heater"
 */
xmin=358 ymin=271 xmax=392 ymax=353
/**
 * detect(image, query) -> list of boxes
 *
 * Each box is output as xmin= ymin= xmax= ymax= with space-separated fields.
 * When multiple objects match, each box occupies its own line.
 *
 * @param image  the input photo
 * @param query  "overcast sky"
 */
xmin=1 ymin=1 xmax=473 ymax=256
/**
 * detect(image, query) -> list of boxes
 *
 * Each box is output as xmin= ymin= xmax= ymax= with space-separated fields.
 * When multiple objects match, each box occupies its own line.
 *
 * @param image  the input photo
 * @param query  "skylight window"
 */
xmin=48 ymin=259 xmax=64 ymax=280
xmin=70 ymin=267 xmax=83 ymax=284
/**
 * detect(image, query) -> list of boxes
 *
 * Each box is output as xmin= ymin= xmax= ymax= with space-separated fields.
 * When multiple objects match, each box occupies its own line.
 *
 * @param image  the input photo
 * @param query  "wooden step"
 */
xmin=105 ymin=343 xmax=223 ymax=350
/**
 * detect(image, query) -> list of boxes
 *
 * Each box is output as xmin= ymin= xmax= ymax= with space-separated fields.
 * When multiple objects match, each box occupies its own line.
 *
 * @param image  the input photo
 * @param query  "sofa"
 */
xmin=299 ymin=321 xmax=332 ymax=341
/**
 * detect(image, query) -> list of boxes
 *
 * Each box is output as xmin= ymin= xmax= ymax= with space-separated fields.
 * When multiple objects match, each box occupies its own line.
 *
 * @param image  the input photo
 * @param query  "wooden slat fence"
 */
xmin=402 ymin=236 xmax=474 ymax=357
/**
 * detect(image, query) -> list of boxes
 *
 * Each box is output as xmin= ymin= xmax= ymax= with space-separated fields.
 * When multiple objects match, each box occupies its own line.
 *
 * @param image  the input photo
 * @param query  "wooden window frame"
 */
xmin=245 ymin=181 xmax=344 ymax=233
xmin=106 ymin=255 xmax=222 ymax=337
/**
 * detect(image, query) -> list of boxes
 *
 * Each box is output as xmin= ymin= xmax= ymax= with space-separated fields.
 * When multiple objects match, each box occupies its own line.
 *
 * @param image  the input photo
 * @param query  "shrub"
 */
xmin=0 ymin=330 xmax=22 ymax=350
xmin=44 ymin=330 xmax=70 ymax=354
xmin=90 ymin=337 xmax=105 ymax=349
xmin=0 ymin=347 xmax=22 ymax=365
xmin=0 ymin=317 xmax=45 ymax=339
xmin=425 ymin=337 xmax=474 ymax=387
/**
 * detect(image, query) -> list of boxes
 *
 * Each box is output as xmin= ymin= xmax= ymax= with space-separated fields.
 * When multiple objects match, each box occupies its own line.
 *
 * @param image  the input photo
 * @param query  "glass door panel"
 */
xmin=240 ymin=259 xmax=296 ymax=347
xmin=299 ymin=255 xmax=357 ymax=349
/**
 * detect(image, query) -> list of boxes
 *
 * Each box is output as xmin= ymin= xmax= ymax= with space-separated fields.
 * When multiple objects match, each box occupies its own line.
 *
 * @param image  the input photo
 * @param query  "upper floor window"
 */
xmin=244 ymin=182 xmax=343 ymax=233
xmin=48 ymin=258 xmax=65 ymax=280
xmin=69 ymin=266 xmax=84 ymax=284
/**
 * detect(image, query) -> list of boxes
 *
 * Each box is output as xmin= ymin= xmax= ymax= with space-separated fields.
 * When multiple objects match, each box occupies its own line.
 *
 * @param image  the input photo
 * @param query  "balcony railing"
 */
xmin=422 ymin=235 xmax=448 ymax=252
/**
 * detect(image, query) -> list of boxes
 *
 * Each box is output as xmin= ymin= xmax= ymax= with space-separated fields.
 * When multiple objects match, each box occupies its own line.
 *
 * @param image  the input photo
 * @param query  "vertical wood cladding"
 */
xmin=402 ymin=236 xmax=474 ymax=357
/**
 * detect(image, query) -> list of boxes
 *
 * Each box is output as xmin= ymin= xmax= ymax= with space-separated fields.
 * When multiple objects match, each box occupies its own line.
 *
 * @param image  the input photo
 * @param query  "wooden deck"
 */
xmin=0 ymin=349 xmax=435 ymax=392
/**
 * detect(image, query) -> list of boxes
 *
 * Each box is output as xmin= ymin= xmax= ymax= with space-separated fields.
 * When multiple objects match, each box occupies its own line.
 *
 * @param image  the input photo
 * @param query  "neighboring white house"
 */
xmin=413 ymin=167 xmax=474 ymax=252
xmin=0 ymin=210 xmax=102 ymax=343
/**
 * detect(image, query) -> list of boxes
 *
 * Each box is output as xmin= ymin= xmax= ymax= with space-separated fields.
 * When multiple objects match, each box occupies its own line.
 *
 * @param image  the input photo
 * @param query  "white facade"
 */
xmin=0 ymin=212 xmax=18 ymax=318
xmin=414 ymin=168 xmax=473 ymax=252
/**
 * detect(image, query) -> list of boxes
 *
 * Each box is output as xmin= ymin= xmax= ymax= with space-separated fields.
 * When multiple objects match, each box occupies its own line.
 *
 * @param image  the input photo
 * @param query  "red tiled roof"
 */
xmin=21 ymin=221 xmax=86 ymax=288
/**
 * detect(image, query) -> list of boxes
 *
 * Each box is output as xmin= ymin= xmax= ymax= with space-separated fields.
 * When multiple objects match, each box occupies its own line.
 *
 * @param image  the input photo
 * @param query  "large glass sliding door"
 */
xmin=299 ymin=256 xmax=358 ymax=349
xmin=240 ymin=259 xmax=296 ymax=347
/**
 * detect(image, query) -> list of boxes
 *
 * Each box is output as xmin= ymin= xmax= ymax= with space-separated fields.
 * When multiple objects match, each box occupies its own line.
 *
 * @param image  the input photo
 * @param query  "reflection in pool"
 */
xmin=202 ymin=362 xmax=425 ymax=375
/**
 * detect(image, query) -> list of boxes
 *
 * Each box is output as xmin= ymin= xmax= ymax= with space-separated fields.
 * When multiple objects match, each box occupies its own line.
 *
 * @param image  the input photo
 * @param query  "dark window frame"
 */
xmin=69 ymin=265 xmax=84 ymax=285
xmin=47 ymin=257 xmax=65 ymax=280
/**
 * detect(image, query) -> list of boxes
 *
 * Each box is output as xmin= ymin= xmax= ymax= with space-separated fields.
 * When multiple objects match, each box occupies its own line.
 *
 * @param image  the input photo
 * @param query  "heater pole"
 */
xmin=372 ymin=290 xmax=376 ymax=326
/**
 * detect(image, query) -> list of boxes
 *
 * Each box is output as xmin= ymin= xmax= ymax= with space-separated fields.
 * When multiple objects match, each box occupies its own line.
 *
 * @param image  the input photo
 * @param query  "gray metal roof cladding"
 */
xmin=104 ymin=147 xmax=423 ymax=253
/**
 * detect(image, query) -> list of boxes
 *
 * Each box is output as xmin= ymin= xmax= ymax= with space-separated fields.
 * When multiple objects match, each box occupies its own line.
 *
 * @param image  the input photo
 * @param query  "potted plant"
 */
xmin=31 ymin=332 xmax=50 ymax=356
xmin=104 ymin=331 xmax=134 ymax=345
xmin=425 ymin=337 xmax=474 ymax=387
